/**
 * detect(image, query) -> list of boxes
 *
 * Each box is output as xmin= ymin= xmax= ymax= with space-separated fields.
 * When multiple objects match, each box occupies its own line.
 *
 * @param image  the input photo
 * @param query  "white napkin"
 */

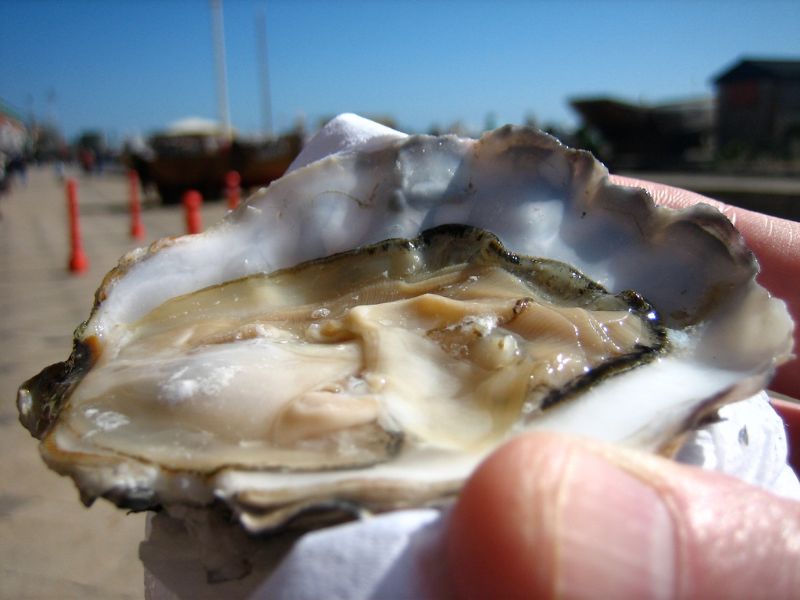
xmin=144 ymin=115 xmax=799 ymax=600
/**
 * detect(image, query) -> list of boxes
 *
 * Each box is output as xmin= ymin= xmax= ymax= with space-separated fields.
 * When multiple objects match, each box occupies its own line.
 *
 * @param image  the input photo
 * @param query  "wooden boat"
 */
xmin=570 ymin=96 xmax=713 ymax=169
xmin=127 ymin=119 xmax=302 ymax=203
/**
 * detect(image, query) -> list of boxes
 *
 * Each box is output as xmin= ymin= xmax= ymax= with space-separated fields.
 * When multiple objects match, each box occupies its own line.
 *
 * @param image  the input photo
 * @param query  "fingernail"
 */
xmin=556 ymin=448 xmax=676 ymax=600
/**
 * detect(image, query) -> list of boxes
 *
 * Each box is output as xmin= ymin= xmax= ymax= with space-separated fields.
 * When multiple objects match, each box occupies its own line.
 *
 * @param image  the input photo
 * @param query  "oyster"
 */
xmin=18 ymin=123 xmax=793 ymax=533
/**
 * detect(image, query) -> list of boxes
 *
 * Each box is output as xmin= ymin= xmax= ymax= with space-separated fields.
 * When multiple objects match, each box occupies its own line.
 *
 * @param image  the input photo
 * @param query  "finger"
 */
xmin=611 ymin=175 xmax=800 ymax=397
xmin=445 ymin=432 xmax=800 ymax=600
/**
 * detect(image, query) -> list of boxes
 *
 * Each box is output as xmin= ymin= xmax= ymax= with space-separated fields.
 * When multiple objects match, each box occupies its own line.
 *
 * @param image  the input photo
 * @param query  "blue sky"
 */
xmin=2 ymin=0 xmax=799 ymax=142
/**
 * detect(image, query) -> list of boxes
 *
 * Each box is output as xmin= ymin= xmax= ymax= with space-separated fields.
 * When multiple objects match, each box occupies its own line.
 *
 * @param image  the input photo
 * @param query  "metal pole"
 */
xmin=256 ymin=8 xmax=273 ymax=136
xmin=211 ymin=0 xmax=232 ymax=139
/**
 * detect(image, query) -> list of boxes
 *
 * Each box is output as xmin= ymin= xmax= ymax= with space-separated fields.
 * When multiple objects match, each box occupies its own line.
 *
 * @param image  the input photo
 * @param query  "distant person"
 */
xmin=79 ymin=148 xmax=95 ymax=174
xmin=7 ymin=154 xmax=27 ymax=186
xmin=0 ymin=151 xmax=8 ymax=195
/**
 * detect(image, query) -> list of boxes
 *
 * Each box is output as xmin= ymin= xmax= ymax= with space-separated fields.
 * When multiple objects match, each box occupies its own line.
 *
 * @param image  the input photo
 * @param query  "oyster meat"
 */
xmin=18 ymin=123 xmax=794 ymax=532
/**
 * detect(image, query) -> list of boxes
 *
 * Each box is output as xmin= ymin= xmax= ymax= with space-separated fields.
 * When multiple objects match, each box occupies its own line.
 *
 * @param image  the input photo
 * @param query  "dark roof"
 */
xmin=713 ymin=58 xmax=800 ymax=84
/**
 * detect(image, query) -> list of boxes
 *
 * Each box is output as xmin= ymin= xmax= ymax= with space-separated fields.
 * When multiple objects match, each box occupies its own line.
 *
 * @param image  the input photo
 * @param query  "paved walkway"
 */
xmin=0 ymin=166 xmax=230 ymax=598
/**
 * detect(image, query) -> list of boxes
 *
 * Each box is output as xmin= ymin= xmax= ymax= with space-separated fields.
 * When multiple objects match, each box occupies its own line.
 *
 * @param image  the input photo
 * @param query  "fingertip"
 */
xmin=446 ymin=433 xmax=680 ymax=600
xmin=445 ymin=433 xmax=573 ymax=600
xmin=445 ymin=432 xmax=800 ymax=600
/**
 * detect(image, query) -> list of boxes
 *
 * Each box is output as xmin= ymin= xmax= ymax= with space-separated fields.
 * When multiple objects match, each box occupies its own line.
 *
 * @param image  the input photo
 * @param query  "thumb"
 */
xmin=445 ymin=432 xmax=800 ymax=600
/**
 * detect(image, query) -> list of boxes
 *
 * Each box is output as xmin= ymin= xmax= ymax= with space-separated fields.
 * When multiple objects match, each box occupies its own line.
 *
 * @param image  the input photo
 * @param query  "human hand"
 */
xmin=445 ymin=184 xmax=800 ymax=600
xmin=445 ymin=431 xmax=800 ymax=600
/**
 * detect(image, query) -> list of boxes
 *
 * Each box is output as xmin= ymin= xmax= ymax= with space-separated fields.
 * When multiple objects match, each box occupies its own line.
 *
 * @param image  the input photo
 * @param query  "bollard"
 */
xmin=225 ymin=170 xmax=241 ymax=210
xmin=66 ymin=178 xmax=89 ymax=274
xmin=128 ymin=170 xmax=146 ymax=240
xmin=183 ymin=190 xmax=203 ymax=234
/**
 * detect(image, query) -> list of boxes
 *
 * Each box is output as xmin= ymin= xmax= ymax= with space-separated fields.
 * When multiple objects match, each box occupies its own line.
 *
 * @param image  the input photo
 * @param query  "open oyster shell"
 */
xmin=18 ymin=125 xmax=794 ymax=533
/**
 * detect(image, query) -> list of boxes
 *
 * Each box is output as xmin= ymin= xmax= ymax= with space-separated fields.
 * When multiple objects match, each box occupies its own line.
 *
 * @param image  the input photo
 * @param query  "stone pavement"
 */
xmin=0 ymin=166 xmax=230 ymax=599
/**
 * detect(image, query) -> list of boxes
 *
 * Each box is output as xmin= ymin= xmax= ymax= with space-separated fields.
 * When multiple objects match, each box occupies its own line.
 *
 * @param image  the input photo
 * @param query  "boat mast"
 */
xmin=210 ymin=0 xmax=232 ymax=139
xmin=256 ymin=8 xmax=273 ymax=136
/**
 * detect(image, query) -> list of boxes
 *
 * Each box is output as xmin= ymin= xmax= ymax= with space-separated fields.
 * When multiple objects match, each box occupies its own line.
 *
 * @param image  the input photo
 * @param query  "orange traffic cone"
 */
xmin=183 ymin=190 xmax=203 ymax=234
xmin=128 ymin=170 xmax=146 ymax=240
xmin=66 ymin=178 xmax=88 ymax=274
xmin=226 ymin=170 xmax=241 ymax=210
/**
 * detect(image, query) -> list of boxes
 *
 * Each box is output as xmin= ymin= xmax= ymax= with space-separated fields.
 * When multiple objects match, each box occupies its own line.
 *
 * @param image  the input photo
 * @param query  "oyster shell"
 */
xmin=18 ymin=123 xmax=793 ymax=533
